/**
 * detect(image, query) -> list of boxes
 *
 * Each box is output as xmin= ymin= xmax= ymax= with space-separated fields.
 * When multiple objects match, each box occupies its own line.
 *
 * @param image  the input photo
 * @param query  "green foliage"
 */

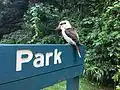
xmin=112 ymin=67 xmax=120 ymax=90
xmin=0 ymin=0 xmax=119 ymax=89
xmin=0 ymin=29 xmax=33 ymax=44
xmin=0 ymin=3 xmax=63 ymax=44
xmin=24 ymin=3 xmax=63 ymax=44
xmin=43 ymin=78 xmax=113 ymax=90
xmin=83 ymin=0 xmax=120 ymax=88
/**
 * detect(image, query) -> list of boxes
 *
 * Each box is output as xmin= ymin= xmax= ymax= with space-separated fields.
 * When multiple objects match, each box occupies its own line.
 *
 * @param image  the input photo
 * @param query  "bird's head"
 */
xmin=55 ymin=20 xmax=72 ymax=31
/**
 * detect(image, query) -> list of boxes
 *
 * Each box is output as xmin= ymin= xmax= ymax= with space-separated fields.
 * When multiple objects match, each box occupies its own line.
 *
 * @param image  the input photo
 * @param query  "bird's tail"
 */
xmin=75 ymin=45 xmax=81 ymax=58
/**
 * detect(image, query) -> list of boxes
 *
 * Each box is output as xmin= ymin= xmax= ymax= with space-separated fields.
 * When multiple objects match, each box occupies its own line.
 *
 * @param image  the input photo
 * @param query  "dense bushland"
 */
xmin=0 ymin=0 xmax=119 ymax=89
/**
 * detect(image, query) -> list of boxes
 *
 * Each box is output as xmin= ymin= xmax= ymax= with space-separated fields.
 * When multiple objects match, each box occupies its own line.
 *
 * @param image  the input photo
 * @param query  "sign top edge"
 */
xmin=0 ymin=44 xmax=69 ymax=46
xmin=0 ymin=44 xmax=85 ymax=48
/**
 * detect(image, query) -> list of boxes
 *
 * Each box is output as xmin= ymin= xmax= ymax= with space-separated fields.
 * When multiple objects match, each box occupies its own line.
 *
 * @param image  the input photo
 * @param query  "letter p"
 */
xmin=16 ymin=50 xmax=33 ymax=71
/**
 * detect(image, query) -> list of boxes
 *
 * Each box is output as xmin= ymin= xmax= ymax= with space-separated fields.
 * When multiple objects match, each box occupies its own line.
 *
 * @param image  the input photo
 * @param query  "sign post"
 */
xmin=0 ymin=44 xmax=85 ymax=90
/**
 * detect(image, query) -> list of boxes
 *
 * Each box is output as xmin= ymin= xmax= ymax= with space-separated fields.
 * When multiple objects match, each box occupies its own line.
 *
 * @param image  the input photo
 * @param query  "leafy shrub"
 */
xmin=0 ymin=3 xmax=63 ymax=44
xmin=24 ymin=3 xmax=62 ymax=44
xmin=82 ymin=1 xmax=120 ymax=87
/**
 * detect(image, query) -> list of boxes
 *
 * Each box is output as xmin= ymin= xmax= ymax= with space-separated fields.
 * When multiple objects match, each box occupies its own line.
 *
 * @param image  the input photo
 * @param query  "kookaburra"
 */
xmin=55 ymin=20 xmax=81 ymax=58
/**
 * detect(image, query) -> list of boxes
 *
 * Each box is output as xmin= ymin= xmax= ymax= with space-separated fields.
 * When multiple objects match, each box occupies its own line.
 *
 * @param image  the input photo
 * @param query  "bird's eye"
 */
xmin=60 ymin=22 xmax=66 ymax=25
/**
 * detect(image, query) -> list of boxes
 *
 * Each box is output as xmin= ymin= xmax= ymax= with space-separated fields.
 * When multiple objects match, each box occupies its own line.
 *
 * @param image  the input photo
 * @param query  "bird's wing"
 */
xmin=65 ymin=28 xmax=80 ymax=44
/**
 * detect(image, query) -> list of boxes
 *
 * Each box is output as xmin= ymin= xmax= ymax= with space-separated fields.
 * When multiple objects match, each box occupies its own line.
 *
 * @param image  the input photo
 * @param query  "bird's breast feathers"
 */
xmin=62 ymin=29 xmax=76 ymax=45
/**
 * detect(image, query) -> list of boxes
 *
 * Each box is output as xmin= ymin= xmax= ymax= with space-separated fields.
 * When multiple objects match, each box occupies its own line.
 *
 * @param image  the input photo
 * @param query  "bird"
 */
xmin=55 ymin=20 xmax=81 ymax=58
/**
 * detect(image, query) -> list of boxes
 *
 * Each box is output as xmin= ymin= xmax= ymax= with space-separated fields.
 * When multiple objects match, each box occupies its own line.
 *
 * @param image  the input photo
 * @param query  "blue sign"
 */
xmin=0 ymin=44 xmax=85 ymax=90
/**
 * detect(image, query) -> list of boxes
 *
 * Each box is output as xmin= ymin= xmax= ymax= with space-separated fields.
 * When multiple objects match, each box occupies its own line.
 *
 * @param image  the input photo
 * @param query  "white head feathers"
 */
xmin=56 ymin=20 xmax=72 ymax=31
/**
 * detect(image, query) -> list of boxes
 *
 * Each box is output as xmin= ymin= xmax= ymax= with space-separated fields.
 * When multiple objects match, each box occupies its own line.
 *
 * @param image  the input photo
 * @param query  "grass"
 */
xmin=42 ymin=77 xmax=113 ymax=90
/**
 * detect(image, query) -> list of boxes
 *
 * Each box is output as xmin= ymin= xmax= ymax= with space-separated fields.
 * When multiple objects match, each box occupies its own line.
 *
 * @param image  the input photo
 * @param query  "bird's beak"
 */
xmin=55 ymin=25 xmax=61 ymax=31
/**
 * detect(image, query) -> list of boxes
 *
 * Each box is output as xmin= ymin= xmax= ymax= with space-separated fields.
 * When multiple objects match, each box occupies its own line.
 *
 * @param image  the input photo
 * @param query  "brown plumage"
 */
xmin=65 ymin=27 xmax=79 ymax=44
